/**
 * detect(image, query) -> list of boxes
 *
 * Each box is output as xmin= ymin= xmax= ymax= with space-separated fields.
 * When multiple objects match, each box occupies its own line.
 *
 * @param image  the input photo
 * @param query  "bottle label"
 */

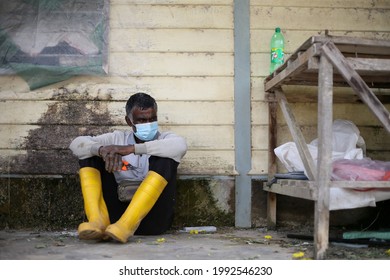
xmin=271 ymin=48 xmax=284 ymax=64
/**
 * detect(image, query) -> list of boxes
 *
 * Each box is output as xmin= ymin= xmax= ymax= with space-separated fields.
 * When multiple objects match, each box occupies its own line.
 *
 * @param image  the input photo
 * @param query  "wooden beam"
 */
xmin=264 ymin=180 xmax=390 ymax=193
xmin=267 ymin=92 xmax=278 ymax=227
xmin=321 ymin=41 xmax=390 ymax=133
xmin=314 ymin=54 xmax=333 ymax=260
xmin=308 ymin=57 xmax=390 ymax=76
xmin=275 ymin=89 xmax=317 ymax=180
xmin=331 ymin=181 xmax=390 ymax=189
xmin=263 ymin=181 xmax=317 ymax=200
xmin=264 ymin=44 xmax=321 ymax=91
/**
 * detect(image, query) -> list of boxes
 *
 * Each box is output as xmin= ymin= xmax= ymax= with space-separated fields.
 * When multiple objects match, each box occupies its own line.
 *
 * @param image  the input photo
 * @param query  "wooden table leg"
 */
xmin=267 ymin=192 xmax=277 ymax=227
xmin=267 ymin=92 xmax=278 ymax=228
xmin=314 ymin=52 xmax=333 ymax=259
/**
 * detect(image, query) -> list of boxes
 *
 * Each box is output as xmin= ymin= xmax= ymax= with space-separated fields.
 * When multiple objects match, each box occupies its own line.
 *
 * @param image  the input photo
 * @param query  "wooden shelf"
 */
xmin=263 ymin=35 xmax=390 ymax=259
xmin=265 ymin=35 xmax=390 ymax=91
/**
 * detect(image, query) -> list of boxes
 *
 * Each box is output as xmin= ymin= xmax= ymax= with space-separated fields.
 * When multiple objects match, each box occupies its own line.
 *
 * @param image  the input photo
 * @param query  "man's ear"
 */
xmin=125 ymin=116 xmax=133 ymax=127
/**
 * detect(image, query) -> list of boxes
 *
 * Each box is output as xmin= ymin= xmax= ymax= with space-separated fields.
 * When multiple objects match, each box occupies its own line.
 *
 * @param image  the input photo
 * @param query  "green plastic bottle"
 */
xmin=269 ymin=27 xmax=285 ymax=74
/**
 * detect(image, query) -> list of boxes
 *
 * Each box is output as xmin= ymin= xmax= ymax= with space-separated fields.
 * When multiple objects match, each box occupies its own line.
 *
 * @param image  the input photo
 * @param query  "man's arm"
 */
xmin=99 ymin=144 xmax=135 ymax=172
xmin=134 ymin=132 xmax=187 ymax=163
xmin=69 ymin=131 xmax=127 ymax=159
xmin=69 ymin=131 xmax=135 ymax=172
xmin=70 ymin=130 xmax=187 ymax=171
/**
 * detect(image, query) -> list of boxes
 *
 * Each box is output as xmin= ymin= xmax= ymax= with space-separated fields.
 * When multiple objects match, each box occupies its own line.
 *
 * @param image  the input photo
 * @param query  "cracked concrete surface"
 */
xmin=0 ymin=228 xmax=298 ymax=260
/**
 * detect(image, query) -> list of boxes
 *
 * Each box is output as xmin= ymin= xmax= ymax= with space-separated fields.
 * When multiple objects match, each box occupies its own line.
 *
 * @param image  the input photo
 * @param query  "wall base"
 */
xmin=0 ymin=176 xmax=387 ymax=231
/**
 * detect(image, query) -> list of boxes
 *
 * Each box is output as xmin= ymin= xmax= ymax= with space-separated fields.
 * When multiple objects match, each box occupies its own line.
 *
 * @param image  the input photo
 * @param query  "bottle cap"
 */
xmin=275 ymin=27 xmax=281 ymax=32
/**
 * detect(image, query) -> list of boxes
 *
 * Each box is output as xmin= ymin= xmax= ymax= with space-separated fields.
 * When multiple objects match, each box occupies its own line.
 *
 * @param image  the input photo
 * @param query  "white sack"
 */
xmin=273 ymin=119 xmax=390 ymax=210
xmin=274 ymin=119 xmax=364 ymax=177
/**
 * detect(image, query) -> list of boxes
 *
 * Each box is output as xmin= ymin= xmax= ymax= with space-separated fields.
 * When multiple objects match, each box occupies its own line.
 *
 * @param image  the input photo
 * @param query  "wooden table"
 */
xmin=263 ymin=35 xmax=390 ymax=259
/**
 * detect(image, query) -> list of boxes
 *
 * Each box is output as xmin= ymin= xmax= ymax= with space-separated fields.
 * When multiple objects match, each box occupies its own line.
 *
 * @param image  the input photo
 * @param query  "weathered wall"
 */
xmin=0 ymin=0 xmax=235 ymax=176
xmin=0 ymin=0 xmax=389 ymax=230
xmin=0 ymin=0 xmax=238 ymax=230
xmin=0 ymin=176 xmax=237 ymax=230
xmin=250 ymin=0 xmax=390 ymax=173
xmin=2 ymin=174 xmax=382 ymax=230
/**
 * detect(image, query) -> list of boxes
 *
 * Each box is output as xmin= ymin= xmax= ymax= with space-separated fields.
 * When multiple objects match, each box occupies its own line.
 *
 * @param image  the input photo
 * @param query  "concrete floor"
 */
xmin=0 ymin=227 xmax=300 ymax=260
xmin=2 ymin=227 xmax=389 ymax=280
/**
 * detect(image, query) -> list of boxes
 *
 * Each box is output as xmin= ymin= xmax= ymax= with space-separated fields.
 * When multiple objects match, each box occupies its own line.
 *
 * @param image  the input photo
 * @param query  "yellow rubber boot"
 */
xmin=78 ymin=167 xmax=110 ymax=240
xmin=104 ymin=171 xmax=168 ymax=243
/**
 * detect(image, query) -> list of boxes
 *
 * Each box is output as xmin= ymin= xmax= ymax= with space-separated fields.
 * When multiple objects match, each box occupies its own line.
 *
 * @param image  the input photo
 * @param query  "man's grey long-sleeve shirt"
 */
xmin=69 ymin=130 xmax=187 ymax=183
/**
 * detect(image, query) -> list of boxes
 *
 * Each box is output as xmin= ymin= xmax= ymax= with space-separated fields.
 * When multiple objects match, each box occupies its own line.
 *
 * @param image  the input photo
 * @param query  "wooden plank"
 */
xmin=316 ymin=36 xmax=390 ymax=55
xmin=279 ymin=86 xmax=390 ymax=104
xmin=277 ymin=125 xmax=390 ymax=152
xmin=266 ymin=192 xmax=277 ymax=227
xmin=0 ymin=149 xmax=237 ymax=176
xmin=0 ymin=124 xmax=234 ymax=151
xmin=263 ymin=181 xmax=317 ymax=201
xmin=267 ymin=92 xmax=278 ymax=180
xmin=0 ymin=100 xmax=235 ymax=125
xmin=308 ymin=57 xmax=390 ymax=86
xmin=0 ymin=150 xmax=78 ymax=175
xmin=250 ymin=7 xmax=390 ymax=31
xmin=111 ymin=29 xmax=233 ymax=52
xmin=271 ymin=35 xmax=390 ymax=74
xmin=275 ymin=89 xmax=317 ymax=180
xmin=112 ymin=0 xmax=231 ymax=4
xmin=251 ymin=0 xmax=390 ymax=8
xmin=110 ymin=53 xmax=234 ymax=77
xmin=275 ymin=103 xmax=390 ymax=126
xmin=309 ymin=57 xmax=390 ymax=75
xmin=251 ymin=125 xmax=269 ymax=150
xmin=331 ymin=181 xmax=390 ymax=189
xmin=264 ymin=179 xmax=390 ymax=191
xmin=314 ymin=54 xmax=333 ymax=260
xmin=276 ymin=73 xmax=390 ymax=88
xmin=251 ymin=31 xmax=390 ymax=54
xmin=0 ymin=76 xmax=234 ymax=102
xmin=267 ymin=92 xmax=278 ymax=227
xmin=321 ymin=41 xmax=390 ymax=133
xmin=251 ymin=77 xmax=267 ymax=101
xmin=178 ymin=150 xmax=237 ymax=175
xmin=251 ymin=101 xmax=270 ymax=125
xmin=111 ymin=5 xmax=233 ymax=29
xmin=250 ymin=150 xmax=270 ymax=174
xmin=264 ymin=44 xmax=321 ymax=91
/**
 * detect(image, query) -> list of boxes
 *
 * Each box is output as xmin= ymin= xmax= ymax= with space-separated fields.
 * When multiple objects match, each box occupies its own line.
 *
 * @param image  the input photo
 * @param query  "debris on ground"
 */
xmin=1 ymin=227 xmax=389 ymax=260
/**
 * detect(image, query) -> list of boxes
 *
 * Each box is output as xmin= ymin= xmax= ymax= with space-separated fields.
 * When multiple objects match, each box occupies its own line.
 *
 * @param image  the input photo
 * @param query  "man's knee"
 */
xmin=79 ymin=156 xmax=105 ymax=170
xmin=148 ymin=156 xmax=179 ymax=180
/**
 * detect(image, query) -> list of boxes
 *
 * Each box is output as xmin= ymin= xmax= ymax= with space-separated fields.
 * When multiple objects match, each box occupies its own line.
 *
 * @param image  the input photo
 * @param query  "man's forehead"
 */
xmin=132 ymin=106 xmax=157 ymax=116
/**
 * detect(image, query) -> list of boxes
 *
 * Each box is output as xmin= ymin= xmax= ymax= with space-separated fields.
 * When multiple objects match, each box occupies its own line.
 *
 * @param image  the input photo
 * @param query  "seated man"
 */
xmin=69 ymin=92 xmax=187 ymax=243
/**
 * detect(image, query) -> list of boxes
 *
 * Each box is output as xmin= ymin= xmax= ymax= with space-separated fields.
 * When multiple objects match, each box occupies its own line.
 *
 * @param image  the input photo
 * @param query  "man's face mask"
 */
xmin=134 ymin=121 xmax=158 ymax=141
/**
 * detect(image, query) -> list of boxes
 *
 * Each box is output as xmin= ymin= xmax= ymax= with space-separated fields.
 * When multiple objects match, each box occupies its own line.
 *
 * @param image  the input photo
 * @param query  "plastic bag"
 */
xmin=0 ymin=0 xmax=109 ymax=90
xmin=274 ymin=119 xmax=365 ymax=176
xmin=332 ymin=158 xmax=390 ymax=181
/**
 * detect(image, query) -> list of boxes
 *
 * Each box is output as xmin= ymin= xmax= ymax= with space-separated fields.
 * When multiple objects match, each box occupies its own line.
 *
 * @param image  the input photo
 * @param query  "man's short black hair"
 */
xmin=126 ymin=92 xmax=157 ymax=116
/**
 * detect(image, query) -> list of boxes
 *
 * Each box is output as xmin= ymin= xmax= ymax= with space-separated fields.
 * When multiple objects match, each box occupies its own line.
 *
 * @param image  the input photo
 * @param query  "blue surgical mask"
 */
xmin=134 ymin=121 xmax=158 ymax=141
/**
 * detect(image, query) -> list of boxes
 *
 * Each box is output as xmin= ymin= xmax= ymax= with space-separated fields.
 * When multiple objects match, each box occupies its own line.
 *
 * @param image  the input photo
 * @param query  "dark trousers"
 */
xmin=79 ymin=156 xmax=179 ymax=235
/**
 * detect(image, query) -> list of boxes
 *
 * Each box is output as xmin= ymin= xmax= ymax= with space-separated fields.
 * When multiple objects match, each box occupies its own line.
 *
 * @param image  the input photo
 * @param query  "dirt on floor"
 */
xmin=278 ymin=225 xmax=390 ymax=260
xmin=1 ymin=226 xmax=389 ymax=260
